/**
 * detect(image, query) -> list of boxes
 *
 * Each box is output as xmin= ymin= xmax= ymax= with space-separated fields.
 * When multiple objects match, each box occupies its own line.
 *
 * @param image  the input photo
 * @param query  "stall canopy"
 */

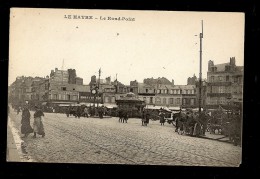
xmin=103 ymin=104 xmax=118 ymax=109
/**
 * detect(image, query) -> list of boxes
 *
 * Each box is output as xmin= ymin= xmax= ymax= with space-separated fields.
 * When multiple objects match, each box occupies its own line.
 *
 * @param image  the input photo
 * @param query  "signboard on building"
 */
xmin=79 ymin=92 xmax=102 ymax=103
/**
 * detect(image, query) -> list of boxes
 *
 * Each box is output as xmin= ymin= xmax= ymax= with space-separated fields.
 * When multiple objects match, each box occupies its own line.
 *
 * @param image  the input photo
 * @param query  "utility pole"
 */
xmin=97 ymin=68 xmax=101 ymax=107
xmin=61 ymin=59 xmax=64 ymax=85
xmin=115 ymin=73 xmax=118 ymax=93
xmin=199 ymin=20 xmax=203 ymax=113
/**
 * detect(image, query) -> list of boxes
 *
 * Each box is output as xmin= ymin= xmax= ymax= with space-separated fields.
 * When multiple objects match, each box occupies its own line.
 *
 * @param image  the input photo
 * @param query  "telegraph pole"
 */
xmin=199 ymin=20 xmax=203 ymax=113
xmin=97 ymin=68 xmax=101 ymax=107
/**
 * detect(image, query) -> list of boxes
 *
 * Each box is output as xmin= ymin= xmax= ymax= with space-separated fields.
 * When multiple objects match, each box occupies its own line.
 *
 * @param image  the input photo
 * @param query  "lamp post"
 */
xmin=198 ymin=20 xmax=203 ymax=114
xmin=97 ymin=68 xmax=101 ymax=107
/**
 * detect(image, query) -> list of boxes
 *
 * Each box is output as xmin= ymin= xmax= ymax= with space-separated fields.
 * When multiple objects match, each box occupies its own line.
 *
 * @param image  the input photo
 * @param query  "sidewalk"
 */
xmin=200 ymin=132 xmax=231 ymax=143
xmin=6 ymin=125 xmax=21 ymax=162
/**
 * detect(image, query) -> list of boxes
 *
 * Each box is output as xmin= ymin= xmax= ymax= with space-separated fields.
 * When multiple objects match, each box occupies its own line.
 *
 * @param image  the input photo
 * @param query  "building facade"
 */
xmin=206 ymin=57 xmax=243 ymax=108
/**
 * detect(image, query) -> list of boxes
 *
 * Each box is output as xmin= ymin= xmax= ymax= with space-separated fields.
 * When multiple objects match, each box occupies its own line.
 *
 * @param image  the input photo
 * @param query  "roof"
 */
xmin=236 ymin=66 xmax=244 ymax=72
xmin=65 ymin=84 xmax=90 ymax=92
xmin=214 ymin=63 xmax=229 ymax=72
xmin=138 ymin=83 xmax=154 ymax=88
xmin=165 ymin=85 xmax=196 ymax=90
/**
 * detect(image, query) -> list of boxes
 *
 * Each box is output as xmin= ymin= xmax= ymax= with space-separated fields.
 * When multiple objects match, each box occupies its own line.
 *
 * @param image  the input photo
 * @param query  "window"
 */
xmin=53 ymin=94 xmax=58 ymax=100
xmin=146 ymin=89 xmax=148 ymax=93
xmin=211 ymin=76 xmax=215 ymax=82
xmin=156 ymin=97 xmax=161 ymax=104
xmin=191 ymin=99 xmax=194 ymax=105
xmin=183 ymin=99 xmax=186 ymax=105
xmin=170 ymin=90 xmax=173 ymax=94
xmin=130 ymin=88 xmax=133 ymax=92
xmin=219 ymin=86 xmax=225 ymax=93
xmin=219 ymin=76 xmax=223 ymax=81
xmin=111 ymin=97 xmax=115 ymax=103
xmin=67 ymin=94 xmax=70 ymax=100
xmin=169 ymin=98 xmax=173 ymax=104
xmin=163 ymin=98 xmax=166 ymax=104
xmin=105 ymin=97 xmax=109 ymax=103
xmin=226 ymin=76 xmax=229 ymax=82
xmin=186 ymin=90 xmax=188 ymax=94
xmin=149 ymin=97 xmax=153 ymax=104
xmin=62 ymin=87 xmax=66 ymax=91
xmin=72 ymin=95 xmax=78 ymax=101
xmin=176 ymin=98 xmax=180 ymax=104
xmin=157 ymin=89 xmax=161 ymax=94
xmin=143 ymin=97 xmax=146 ymax=102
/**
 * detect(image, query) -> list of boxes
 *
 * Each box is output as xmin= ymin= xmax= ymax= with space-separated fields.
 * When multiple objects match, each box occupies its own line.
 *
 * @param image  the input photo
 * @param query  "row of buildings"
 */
xmin=9 ymin=57 xmax=243 ymax=110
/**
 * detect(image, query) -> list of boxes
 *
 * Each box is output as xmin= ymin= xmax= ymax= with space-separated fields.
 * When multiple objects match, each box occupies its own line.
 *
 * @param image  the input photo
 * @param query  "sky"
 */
xmin=9 ymin=8 xmax=244 ymax=86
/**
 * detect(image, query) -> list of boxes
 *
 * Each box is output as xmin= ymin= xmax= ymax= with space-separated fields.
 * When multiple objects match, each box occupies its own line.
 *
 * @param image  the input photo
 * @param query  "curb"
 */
xmin=6 ymin=125 xmax=21 ymax=162
xmin=199 ymin=135 xmax=231 ymax=144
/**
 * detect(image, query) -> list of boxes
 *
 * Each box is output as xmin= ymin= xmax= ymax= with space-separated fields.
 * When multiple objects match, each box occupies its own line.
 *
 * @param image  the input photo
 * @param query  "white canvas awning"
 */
xmin=103 ymin=103 xmax=117 ymax=108
xmin=168 ymin=106 xmax=181 ymax=111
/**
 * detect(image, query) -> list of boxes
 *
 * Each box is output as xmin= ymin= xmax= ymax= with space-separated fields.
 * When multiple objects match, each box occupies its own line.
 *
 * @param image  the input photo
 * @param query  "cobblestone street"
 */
xmin=8 ymin=109 xmax=241 ymax=166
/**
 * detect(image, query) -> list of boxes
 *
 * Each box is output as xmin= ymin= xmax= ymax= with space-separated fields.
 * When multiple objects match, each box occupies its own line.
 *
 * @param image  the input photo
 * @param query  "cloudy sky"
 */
xmin=9 ymin=8 xmax=244 ymax=86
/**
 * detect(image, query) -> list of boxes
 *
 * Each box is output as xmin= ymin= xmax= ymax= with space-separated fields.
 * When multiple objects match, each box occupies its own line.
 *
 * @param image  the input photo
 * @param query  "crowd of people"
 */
xmin=9 ymin=102 xmax=242 ymax=146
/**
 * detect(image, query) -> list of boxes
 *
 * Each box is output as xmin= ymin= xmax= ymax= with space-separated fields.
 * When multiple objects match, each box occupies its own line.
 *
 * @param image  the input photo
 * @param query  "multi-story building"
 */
xmin=132 ymin=77 xmax=197 ymax=109
xmin=68 ymin=68 xmax=83 ymax=85
xmin=206 ymin=57 xmax=243 ymax=108
xmin=187 ymin=74 xmax=197 ymax=85
xmin=137 ymin=83 xmax=156 ymax=105
xmin=50 ymin=68 xmax=69 ymax=85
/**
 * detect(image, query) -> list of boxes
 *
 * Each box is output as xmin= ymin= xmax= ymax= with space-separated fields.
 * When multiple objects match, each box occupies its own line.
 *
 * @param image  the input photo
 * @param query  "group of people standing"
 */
xmin=20 ymin=105 xmax=45 ymax=138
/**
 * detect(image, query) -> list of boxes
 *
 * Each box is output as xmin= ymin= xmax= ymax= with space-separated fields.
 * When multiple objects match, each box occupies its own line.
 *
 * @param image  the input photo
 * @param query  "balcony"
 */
xmin=207 ymin=93 xmax=232 ymax=97
xmin=207 ymin=82 xmax=232 ymax=86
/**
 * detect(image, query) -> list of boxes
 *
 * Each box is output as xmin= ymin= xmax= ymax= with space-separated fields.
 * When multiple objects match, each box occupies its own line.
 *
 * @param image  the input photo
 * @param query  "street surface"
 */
xmin=8 ymin=108 xmax=241 ymax=166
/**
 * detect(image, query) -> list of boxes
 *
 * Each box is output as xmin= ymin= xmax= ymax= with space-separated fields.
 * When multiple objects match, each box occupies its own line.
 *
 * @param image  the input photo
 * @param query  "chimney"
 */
xmin=230 ymin=57 xmax=236 ymax=66
xmin=106 ymin=76 xmax=111 ymax=84
xmin=208 ymin=60 xmax=214 ymax=71
xmin=55 ymin=68 xmax=58 ymax=72
xmin=172 ymin=79 xmax=174 ymax=85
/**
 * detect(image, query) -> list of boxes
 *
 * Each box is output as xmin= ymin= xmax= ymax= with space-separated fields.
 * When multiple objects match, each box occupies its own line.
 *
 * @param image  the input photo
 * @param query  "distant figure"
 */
xmin=142 ymin=110 xmax=146 ymax=126
xmin=83 ymin=107 xmax=89 ymax=118
xmin=21 ymin=105 xmax=33 ymax=138
xmin=159 ymin=112 xmax=165 ymax=126
xmin=144 ymin=112 xmax=150 ymax=126
xmin=118 ymin=109 xmax=123 ymax=122
xmin=33 ymin=106 xmax=45 ymax=138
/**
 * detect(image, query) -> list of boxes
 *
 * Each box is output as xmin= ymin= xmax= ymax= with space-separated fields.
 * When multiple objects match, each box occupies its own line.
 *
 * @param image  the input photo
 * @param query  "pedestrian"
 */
xmin=83 ymin=107 xmax=89 ymax=118
xmin=145 ymin=112 xmax=150 ymax=126
xmin=159 ymin=112 xmax=165 ymax=126
xmin=142 ymin=110 xmax=146 ymax=126
xmin=21 ymin=105 xmax=33 ymax=138
xmin=33 ymin=105 xmax=45 ymax=138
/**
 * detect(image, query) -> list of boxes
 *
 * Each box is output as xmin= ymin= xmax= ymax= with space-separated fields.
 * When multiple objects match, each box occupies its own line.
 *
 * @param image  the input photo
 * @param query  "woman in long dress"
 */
xmin=21 ymin=105 xmax=33 ymax=138
xmin=33 ymin=106 xmax=45 ymax=138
